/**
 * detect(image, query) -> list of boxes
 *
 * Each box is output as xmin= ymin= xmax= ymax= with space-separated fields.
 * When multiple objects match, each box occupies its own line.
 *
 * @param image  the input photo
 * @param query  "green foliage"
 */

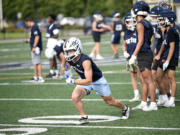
xmin=2 ymin=0 xmax=132 ymax=21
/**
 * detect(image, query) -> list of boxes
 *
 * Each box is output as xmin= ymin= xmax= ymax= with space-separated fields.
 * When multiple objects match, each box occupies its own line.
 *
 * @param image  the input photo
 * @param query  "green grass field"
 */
xmin=0 ymin=34 xmax=180 ymax=135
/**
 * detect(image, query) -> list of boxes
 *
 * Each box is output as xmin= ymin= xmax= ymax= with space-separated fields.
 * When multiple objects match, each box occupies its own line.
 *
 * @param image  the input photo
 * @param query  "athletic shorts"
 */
xmin=126 ymin=59 xmax=138 ymax=73
xmin=111 ymin=34 xmax=120 ymax=44
xmin=31 ymin=52 xmax=41 ymax=65
xmin=92 ymin=32 xmax=101 ymax=42
xmin=137 ymin=51 xmax=153 ymax=72
xmin=158 ymin=58 xmax=178 ymax=71
xmin=76 ymin=76 xmax=111 ymax=97
xmin=152 ymin=60 xmax=160 ymax=71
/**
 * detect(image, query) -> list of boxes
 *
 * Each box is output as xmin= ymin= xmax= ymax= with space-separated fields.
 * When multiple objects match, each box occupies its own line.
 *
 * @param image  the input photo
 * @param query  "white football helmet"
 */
xmin=63 ymin=37 xmax=82 ymax=62
xmin=45 ymin=48 xmax=56 ymax=59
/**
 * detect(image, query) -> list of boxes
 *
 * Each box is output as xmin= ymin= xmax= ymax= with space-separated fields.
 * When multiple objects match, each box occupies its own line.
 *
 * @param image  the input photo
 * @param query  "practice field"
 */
xmin=0 ymin=34 xmax=180 ymax=135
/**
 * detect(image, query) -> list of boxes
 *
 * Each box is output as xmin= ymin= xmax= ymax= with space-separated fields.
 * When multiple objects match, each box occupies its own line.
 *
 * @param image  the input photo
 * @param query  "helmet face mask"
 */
xmin=150 ymin=14 xmax=158 ymax=25
xmin=63 ymin=37 xmax=82 ymax=62
xmin=125 ymin=18 xmax=136 ymax=31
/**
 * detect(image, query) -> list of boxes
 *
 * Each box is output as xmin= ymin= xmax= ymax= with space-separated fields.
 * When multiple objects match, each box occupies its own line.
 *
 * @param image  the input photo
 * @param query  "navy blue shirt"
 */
xmin=113 ymin=20 xmax=123 ymax=35
xmin=46 ymin=23 xmax=58 ymax=38
xmin=138 ymin=20 xmax=153 ymax=53
xmin=124 ymin=30 xmax=138 ymax=57
xmin=68 ymin=54 xmax=102 ymax=82
xmin=54 ymin=45 xmax=64 ymax=56
xmin=92 ymin=21 xmax=103 ymax=34
xmin=30 ymin=24 xmax=42 ymax=51
xmin=153 ymin=26 xmax=163 ymax=54
xmin=162 ymin=27 xmax=179 ymax=59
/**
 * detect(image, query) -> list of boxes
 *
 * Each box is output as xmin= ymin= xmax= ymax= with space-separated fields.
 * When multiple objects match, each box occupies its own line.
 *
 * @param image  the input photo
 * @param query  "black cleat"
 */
xmin=79 ymin=116 xmax=89 ymax=125
xmin=121 ymin=105 xmax=130 ymax=120
xmin=46 ymin=73 xmax=56 ymax=78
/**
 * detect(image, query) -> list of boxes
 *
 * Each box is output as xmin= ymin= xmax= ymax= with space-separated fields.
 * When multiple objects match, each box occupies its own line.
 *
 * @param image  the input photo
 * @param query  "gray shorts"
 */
xmin=31 ymin=52 xmax=41 ymax=65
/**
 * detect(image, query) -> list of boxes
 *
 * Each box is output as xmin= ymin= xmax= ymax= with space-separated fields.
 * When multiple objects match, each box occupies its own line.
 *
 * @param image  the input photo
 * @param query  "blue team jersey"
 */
xmin=46 ymin=23 xmax=58 ymax=38
xmin=153 ymin=25 xmax=163 ymax=54
xmin=30 ymin=24 xmax=42 ymax=51
xmin=68 ymin=54 xmax=102 ymax=82
xmin=113 ymin=20 xmax=123 ymax=35
xmin=124 ymin=30 xmax=138 ymax=57
xmin=162 ymin=27 xmax=179 ymax=59
xmin=92 ymin=21 xmax=102 ymax=34
xmin=138 ymin=20 xmax=153 ymax=53
xmin=54 ymin=45 xmax=64 ymax=56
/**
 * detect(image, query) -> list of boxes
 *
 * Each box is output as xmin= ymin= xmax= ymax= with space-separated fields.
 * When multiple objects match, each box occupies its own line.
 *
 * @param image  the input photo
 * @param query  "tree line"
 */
xmin=3 ymin=0 xmax=132 ymax=21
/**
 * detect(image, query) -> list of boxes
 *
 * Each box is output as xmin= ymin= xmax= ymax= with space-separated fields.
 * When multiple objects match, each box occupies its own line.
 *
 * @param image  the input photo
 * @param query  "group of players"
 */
xmin=25 ymin=0 xmax=179 ymax=124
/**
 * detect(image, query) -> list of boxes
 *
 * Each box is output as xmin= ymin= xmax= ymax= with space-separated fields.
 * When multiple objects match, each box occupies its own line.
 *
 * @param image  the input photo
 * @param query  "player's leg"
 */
xmin=33 ymin=64 xmax=38 ymax=79
xmin=165 ymin=69 xmax=176 ymax=107
xmin=72 ymin=86 xmax=89 ymax=124
xmin=37 ymin=64 xmax=44 ymax=82
xmin=72 ymin=87 xmax=87 ymax=116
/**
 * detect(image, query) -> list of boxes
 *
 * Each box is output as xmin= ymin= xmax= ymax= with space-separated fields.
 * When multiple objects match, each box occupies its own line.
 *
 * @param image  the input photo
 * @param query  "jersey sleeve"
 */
xmin=33 ymin=26 xmax=41 ymax=36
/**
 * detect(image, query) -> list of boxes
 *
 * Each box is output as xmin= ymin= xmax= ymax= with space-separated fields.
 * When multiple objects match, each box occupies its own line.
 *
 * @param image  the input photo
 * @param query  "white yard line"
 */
xmin=0 ymin=124 xmax=179 ymax=131
xmin=0 ymin=98 xmax=180 ymax=102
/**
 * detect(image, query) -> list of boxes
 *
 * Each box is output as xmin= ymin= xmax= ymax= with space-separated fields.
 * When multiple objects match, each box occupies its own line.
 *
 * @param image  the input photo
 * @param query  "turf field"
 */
xmin=0 ymin=34 xmax=180 ymax=135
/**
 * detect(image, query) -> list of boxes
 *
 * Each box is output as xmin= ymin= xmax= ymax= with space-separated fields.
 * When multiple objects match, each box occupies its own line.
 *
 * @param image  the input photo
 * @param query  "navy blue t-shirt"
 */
xmin=54 ymin=45 xmax=64 ymax=56
xmin=124 ymin=30 xmax=138 ymax=57
xmin=162 ymin=27 xmax=179 ymax=59
xmin=30 ymin=24 xmax=42 ymax=51
xmin=113 ymin=20 xmax=123 ymax=35
xmin=46 ymin=23 xmax=58 ymax=38
xmin=153 ymin=26 xmax=163 ymax=54
xmin=68 ymin=54 xmax=102 ymax=82
xmin=138 ymin=20 xmax=153 ymax=53
xmin=92 ymin=21 xmax=102 ymax=34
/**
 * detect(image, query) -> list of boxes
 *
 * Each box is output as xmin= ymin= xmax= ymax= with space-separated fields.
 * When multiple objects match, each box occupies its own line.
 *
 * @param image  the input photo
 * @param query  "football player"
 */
xmin=25 ymin=18 xmax=44 ymax=83
xmin=46 ymin=14 xmax=59 ymax=78
xmin=89 ymin=12 xmax=111 ymax=60
xmin=154 ymin=9 xmax=179 ymax=107
xmin=63 ymin=37 xmax=130 ymax=124
xmin=130 ymin=1 xmax=157 ymax=111
xmin=110 ymin=11 xmax=123 ymax=59
xmin=45 ymin=40 xmax=66 ymax=78
xmin=122 ymin=12 xmax=140 ymax=102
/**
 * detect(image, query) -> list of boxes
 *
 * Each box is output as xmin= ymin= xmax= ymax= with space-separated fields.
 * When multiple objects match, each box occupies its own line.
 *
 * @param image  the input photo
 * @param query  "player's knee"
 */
xmin=72 ymin=94 xmax=80 ymax=103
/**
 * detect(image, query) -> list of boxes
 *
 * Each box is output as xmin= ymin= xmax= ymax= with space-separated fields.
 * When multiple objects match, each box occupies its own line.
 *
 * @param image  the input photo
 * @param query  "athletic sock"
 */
xmin=134 ymin=89 xmax=139 ymax=97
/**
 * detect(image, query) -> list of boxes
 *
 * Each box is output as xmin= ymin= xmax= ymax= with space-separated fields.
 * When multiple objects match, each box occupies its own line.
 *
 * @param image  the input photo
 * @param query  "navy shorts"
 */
xmin=111 ymin=34 xmax=121 ymax=44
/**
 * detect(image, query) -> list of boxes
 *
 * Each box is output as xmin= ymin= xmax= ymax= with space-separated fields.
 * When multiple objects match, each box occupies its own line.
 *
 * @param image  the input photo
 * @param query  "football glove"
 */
xmin=163 ymin=60 xmax=169 ymax=71
xmin=66 ymin=75 xmax=74 ymax=85
xmin=129 ymin=55 xmax=137 ymax=65
xmin=123 ymin=51 xmax=130 ymax=58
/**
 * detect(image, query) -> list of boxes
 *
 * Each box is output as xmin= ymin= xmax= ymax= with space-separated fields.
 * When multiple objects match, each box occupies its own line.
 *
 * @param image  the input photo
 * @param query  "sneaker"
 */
xmin=157 ymin=96 xmax=165 ymax=106
xmin=46 ymin=73 xmax=55 ymax=78
xmin=163 ymin=100 xmax=175 ymax=107
xmin=129 ymin=95 xmax=140 ymax=102
xmin=132 ymin=102 xmax=147 ymax=110
xmin=143 ymin=102 xmax=158 ymax=111
xmin=38 ymin=77 xmax=45 ymax=83
xmin=52 ymin=74 xmax=59 ymax=79
xmin=96 ymin=54 xmax=104 ymax=60
xmin=121 ymin=105 xmax=130 ymax=120
xmin=79 ymin=116 xmax=89 ymax=125
xmin=30 ymin=77 xmax=38 ymax=82
xmin=113 ymin=54 xmax=119 ymax=59
xmin=89 ymin=53 xmax=95 ymax=58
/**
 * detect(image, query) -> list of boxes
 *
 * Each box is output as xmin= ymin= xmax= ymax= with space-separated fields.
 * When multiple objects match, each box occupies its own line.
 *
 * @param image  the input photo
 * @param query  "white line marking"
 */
xmin=0 ymin=82 xmax=180 ymax=86
xmin=0 ymin=124 xmax=179 ymax=131
xmin=0 ymin=98 xmax=180 ymax=102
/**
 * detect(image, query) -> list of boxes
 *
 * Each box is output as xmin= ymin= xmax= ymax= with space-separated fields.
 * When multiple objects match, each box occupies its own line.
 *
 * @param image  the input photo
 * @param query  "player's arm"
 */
xmin=74 ymin=60 xmax=92 ymax=85
xmin=59 ymin=52 xmax=66 ymax=75
xmin=51 ymin=29 xmax=59 ymax=38
xmin=33 ymin=35 xmax=40 ymax=48
xmin=101 ymin=23 xmax=112 ymax=31
xmin=167 ymin=41 xmax=175 ymax=62
xmin=132 ymin=23 xmax=144 ymax=56
xmin=154 ymin=43 xmax=164 ymax=61
xmin=92 ymin=21 xmax=104 ymax=32
xmin=122 ymin=40 xmax=127 ymax=52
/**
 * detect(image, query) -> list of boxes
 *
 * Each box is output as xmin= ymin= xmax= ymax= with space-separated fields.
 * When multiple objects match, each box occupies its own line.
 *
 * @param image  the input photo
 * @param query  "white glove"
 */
xmin=129 ymin=55 xmax=137 ymax=65
xmin=123 ymin=51 xmax=130 ymax=58
xmin=163 ymin=60 xmax=169 ymax=71
xmin=66 ymin=76 xmax=74 ymax=85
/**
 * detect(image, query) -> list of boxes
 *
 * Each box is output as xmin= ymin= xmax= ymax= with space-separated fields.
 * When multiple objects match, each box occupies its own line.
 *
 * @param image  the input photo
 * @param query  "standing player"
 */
xmin=25 ymin=18 xmax=44 ymax=82
xmin=154 ymin=9 xmax=179 ymax=107
xmin=130 ymin=1 xmax=157 ymax=111
xmin=45 ymin=40 xmax=66 ymax=78
xmin=110 ymin=11 xmax=123 ymax=59
xmin=89 ymin=12 xmax=111 ymax=60
xmin=122 ymin=12 xmax=140 ymax=102
xmin=46 ymin=14 xmax=59 ymax=78
xmin=63 ymin=37 xmax=130 ymax=124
